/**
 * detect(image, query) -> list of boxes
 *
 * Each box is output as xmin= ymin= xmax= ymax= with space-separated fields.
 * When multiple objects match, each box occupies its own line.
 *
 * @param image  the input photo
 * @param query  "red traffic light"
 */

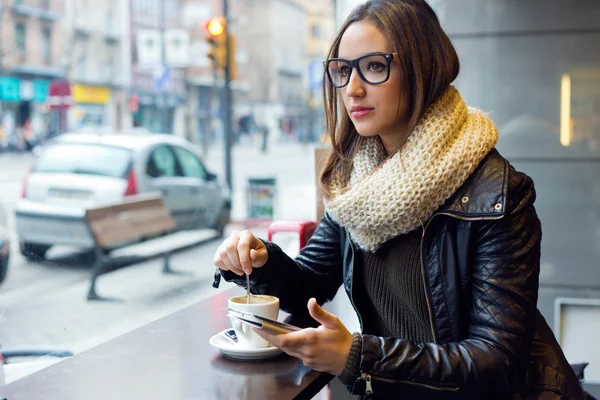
xmin=205 ymin=18 xmax=225 ymax=37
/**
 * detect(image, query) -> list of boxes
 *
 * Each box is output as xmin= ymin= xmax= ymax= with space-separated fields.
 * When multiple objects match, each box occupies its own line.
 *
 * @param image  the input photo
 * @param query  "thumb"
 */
xmin=307 ymin=298 xmax=338 ymax=329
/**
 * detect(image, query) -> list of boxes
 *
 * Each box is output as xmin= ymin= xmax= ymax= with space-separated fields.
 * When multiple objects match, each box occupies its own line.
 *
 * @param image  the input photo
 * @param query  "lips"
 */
xmin=350 ymin=106 xmax=374 ymax=118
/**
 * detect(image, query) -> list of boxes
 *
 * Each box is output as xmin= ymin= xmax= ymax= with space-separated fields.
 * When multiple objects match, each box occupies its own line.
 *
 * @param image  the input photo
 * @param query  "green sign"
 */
xmin=0 ymin=77 xmax=20 ymax=102
xmin=33 ymin=80 xmax=49 ymax=103
xmin=247 ymin=177 xmax=277 ymax=219
xmin=0 ymin=77 xmax=49 ymax=103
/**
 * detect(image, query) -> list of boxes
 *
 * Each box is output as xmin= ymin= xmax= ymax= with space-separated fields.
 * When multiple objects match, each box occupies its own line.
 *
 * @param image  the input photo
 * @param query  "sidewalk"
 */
xmin=204 ymin=141 xmax=322 ymax=225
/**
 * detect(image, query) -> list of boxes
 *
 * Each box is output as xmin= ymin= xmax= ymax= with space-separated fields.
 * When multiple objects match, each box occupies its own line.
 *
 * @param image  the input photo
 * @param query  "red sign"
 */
xmin=129 ymin=94 xmax=140 ymax=113
xmin=48 ymin=80 xmax=72 ymax=110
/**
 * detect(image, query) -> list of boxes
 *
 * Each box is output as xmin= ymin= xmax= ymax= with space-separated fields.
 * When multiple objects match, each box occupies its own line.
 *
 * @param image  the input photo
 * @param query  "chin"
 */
xmin=353 ymin=123 xmax=380 ymax=138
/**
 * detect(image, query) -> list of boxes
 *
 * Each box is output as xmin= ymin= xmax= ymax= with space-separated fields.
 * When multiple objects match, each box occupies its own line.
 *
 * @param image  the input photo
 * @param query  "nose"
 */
xmin=345 ymin=68 xmax=365 ymax=97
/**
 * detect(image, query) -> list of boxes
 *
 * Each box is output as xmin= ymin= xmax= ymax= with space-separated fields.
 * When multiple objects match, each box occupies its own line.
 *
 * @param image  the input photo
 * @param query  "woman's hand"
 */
xmin=255 ymin=298 xmax=354 ymax=376
xmin=213 ymin=230 xmax=268 ymax=275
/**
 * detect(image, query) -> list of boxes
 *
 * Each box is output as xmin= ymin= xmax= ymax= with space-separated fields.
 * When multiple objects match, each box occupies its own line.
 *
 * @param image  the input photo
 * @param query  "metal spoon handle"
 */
xmin=246 ymin=273 xmax=250 ymax=304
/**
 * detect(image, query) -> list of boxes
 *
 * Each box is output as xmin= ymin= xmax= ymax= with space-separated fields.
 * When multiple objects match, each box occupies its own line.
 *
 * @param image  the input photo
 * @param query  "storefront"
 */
xmin=0 ymin=76 xmax=49 ymax=150
xmin=131 ymin=91 xmax=180 ymax=134
xmin=48 ymin=80 xmax=72 ymax=137
xmin=69 ymin=84 xmax=111 ymax=129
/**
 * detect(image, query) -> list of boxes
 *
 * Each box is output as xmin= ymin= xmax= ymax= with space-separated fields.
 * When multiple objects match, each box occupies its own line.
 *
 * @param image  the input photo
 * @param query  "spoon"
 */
xmin=246 ymin=273 xmax=251 ymax=304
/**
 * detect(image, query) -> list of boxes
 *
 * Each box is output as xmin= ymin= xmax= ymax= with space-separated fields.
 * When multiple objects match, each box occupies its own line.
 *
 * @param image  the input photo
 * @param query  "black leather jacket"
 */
xmin=222 ymin=149 xmax=584 ymax=399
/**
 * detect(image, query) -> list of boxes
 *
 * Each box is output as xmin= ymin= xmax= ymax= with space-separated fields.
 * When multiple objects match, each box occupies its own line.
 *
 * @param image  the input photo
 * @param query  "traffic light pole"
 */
xmin=223 ymin=0 xmax=234 ymax=191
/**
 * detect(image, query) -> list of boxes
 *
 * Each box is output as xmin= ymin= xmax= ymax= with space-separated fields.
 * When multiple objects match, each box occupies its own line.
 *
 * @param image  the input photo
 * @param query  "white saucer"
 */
xmin=209 ymin=329 xmax=283 ymax=361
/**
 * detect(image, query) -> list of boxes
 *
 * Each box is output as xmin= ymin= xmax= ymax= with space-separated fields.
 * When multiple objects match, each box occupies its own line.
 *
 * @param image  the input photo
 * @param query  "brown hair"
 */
xmin=319 ymin=0 xmax=460 ymax=201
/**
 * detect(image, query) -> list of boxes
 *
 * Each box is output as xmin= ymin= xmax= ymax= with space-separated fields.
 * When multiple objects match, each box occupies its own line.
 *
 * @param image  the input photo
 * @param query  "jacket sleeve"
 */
xmin=351 ymin=179 xmax=541 ymax=396
xmin=220 ymin=213 xmax=345 ymax=315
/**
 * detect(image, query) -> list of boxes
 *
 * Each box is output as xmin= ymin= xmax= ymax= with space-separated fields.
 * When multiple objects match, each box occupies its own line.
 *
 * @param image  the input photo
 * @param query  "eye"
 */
xmin=367 ymin=62 xmax=386 ymax=73
xmin=339 ymin=65 xmax=350 ymax=76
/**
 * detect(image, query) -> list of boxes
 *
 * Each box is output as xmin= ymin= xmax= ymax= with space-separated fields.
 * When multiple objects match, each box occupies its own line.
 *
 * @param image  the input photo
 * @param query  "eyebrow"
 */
xmin=334 ymin=51 xmax=390 ymax=59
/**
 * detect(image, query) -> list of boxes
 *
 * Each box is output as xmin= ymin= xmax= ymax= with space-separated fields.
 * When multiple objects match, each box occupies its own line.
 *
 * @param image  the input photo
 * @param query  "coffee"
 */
xmin=230 ymin=294 xmax=277 ymax=305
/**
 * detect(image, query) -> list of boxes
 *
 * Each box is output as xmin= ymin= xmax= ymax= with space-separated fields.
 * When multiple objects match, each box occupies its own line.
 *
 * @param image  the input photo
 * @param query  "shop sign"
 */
xmin=73 ymin=84 xmax=111 ymax=104
xmin=0 ymin=77 xmax=21 ymax=102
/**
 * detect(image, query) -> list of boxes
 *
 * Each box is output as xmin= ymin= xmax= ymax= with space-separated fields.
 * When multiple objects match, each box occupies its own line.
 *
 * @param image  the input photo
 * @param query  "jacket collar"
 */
xmin=438 ymin=149 xmax=509 ymax=219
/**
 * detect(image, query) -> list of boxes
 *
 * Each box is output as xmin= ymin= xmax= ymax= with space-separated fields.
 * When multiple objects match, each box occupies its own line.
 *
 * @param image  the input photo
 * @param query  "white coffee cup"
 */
xmin=228 ymin=294 xmax=279 ymax=349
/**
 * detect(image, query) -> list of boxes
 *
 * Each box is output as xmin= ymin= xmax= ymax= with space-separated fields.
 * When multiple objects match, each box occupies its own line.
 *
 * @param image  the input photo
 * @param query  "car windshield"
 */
xmin=35 ymin=143 xmax=132 ymax=178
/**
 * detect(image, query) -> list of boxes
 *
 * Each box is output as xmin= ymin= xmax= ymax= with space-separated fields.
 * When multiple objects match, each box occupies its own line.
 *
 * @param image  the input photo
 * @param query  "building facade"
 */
xmin=236 ymin=0 xmax=305 ymax=142
xmin=181 ymin=0 xmax=251 ymax=151
xmin=62 ymin=0 xmax=130 ymax=132
xmin=0 ymin=0 xmax=64 ymax=150
xmin=130 ymin=0 xmax=187 ymax=136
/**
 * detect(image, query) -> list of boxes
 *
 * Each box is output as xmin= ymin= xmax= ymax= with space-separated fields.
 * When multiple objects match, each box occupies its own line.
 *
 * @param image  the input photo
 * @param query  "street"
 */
xmin=0 ymin=140 xmax=318 ymax=355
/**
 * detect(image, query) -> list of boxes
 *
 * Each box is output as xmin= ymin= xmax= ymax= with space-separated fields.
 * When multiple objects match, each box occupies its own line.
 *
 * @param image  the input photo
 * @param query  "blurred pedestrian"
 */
xmin=259 ymin=124 xmax=269 ymax=153
xmin=213 ymin=1 xmax=585 ymax=399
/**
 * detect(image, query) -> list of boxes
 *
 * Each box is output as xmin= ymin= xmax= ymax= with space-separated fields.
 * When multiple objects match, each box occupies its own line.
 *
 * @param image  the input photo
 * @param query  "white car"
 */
xmin=15 ymin=132 xmax=231 ymax=261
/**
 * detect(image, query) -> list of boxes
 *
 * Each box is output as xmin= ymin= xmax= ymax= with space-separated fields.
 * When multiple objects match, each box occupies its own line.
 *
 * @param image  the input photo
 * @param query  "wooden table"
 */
xmin=0 ymin=288 xmax=342 ymax=400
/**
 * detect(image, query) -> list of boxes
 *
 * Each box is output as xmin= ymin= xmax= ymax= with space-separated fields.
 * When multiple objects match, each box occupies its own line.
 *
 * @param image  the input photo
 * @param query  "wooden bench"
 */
xmin=85 ymin=194 xmax=218 ymax=301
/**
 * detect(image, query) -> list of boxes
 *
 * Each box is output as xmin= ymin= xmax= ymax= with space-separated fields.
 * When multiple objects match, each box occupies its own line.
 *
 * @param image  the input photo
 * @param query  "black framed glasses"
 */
xmin=325 ymin=52 xmax=396 ymax=88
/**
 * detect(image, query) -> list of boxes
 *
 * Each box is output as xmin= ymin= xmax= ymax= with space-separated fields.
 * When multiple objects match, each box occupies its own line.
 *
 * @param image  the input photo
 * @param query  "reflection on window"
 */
xmin=563 ymin=70 xmax=600 ymax=151
xmin=561 ymin=74 xmax=571 ymax=147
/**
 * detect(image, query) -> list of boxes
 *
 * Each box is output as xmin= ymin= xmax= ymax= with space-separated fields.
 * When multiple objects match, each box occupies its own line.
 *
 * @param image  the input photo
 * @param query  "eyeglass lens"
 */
xmin=327 ymin=54 xmax=389 ymax=87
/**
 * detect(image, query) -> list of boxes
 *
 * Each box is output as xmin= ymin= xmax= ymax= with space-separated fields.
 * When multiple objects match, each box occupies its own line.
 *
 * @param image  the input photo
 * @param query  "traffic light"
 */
xmin=205 ymin=17 xmax=227 ymax=68
xmin=228 ymin=35 xmax=237 ymax=81
xmin=204 ymin=17 xmax=237 ymax=80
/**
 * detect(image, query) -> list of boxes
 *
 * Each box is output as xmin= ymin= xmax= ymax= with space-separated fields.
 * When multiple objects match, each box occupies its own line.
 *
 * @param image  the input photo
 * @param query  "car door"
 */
xmin=171 ymin=145 xmax=223 ymax=229
xmin=143 ymin=145 xmax=189 ymax=229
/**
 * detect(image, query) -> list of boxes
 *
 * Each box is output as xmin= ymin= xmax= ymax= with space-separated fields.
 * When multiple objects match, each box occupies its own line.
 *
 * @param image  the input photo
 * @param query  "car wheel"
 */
xmin=0 ymin=255 xmax=8 ymax=284
xmin=20 ymin=242 xmax=51 ymax=262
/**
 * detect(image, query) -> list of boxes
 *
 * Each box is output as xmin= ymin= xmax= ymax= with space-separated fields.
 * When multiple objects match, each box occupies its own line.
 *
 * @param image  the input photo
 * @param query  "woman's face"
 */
xmin=337 ymin=20 xmax=409 ymax=145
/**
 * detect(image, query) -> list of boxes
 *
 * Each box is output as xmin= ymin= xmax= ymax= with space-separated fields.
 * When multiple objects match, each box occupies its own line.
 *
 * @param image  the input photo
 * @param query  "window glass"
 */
xmin=172 ymin=146 xmax=207 ymax=180
xmin=147 ymin=146 xmax=177 ymax=177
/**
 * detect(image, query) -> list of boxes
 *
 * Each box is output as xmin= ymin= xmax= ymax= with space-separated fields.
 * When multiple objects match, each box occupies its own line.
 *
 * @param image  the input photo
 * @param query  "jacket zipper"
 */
xmin=358 ymin=372 xmax=460 ymax=395
xmin=419 ymin=211 xmax=504 ymax=344
xmin=362 ymin=373 xmax=373 ymax=396
xmin=348 ymin=234 xmax=364 ymax=330
xmin=419 ymin=217 xmax=438 ymax=344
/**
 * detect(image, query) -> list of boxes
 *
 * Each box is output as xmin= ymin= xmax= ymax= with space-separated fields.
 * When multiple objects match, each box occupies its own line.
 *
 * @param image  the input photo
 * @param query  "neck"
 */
xmin=379 ymin=125 xmax=408 ymax=155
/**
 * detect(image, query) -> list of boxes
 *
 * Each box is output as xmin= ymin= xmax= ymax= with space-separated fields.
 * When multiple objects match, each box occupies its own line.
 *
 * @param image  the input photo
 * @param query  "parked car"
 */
xmin=15 ymin=131 xmax=231 ymax=261
xmin=0 ymin=203 xmax=10 ymax=284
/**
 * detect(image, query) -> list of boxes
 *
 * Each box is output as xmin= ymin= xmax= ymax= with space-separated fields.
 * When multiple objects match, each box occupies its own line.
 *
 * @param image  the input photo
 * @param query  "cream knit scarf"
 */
xmin=325 ymin=86 xmax=499 ymax=252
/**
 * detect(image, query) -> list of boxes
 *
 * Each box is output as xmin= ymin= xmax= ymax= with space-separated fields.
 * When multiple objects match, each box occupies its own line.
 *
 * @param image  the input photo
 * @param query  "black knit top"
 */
xmin=339 ymin=229 xmax=433 ymax=385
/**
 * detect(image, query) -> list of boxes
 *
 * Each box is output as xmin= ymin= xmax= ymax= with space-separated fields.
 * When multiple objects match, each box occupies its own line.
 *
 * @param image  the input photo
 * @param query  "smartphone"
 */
xmin=228 ymin=309 xmax=302 ymax=335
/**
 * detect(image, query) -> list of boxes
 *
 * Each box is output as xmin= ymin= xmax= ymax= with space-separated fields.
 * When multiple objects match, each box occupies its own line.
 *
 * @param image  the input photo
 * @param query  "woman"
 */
xmin=214 ymin=1 xmax=585 ymax=398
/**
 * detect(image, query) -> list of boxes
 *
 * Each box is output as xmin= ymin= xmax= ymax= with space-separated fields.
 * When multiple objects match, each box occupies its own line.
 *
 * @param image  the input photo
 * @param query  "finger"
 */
xmin=237 ymin=231 xmax=254 ymax=274
xmin=222 ymin=250 xmax=244 ymax=276
xmin=213 ymin=254 xmax=228 ymax=271
xmin=253 ymin=328 xmax=274 ymax=343
xmin=307 ymin=298 xmax=339 ymax=329
xmin=223 ymin=237 xmax=244 ymax=273
xmin=253 ymin=329 xmax=307 ymax=360
xmin=217 ymin=244 xmax=243 ymax=276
